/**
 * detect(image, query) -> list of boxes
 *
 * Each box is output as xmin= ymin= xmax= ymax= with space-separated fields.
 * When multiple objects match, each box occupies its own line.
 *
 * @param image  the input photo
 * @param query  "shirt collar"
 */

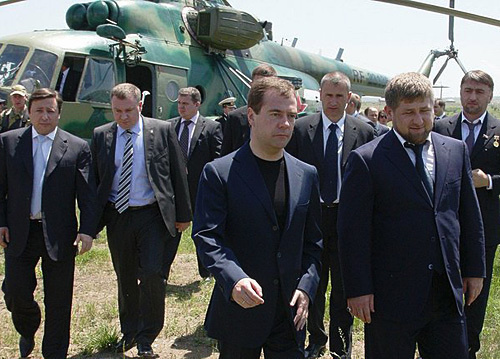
xmin=32 ymin=126 xmax=57 ymax=141
xmin=462 ymin=111 xmax=487 ymax=125
xmin=117 ymin=116 xmax=142 ymax=137
xmin=394 ymin=129 xmax=432 ymax=148
xmin=321 ymin=110 xmax=346 ymax=132
xmin=182 ymin=111 xmax=199 ymax=125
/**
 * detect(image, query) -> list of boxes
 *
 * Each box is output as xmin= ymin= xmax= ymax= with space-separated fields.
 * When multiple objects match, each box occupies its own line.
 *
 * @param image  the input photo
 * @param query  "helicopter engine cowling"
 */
xmin=66 ymin=1 xmax=119 ymax=30
xmin=195 ymin=7 xmax=264 ymax=51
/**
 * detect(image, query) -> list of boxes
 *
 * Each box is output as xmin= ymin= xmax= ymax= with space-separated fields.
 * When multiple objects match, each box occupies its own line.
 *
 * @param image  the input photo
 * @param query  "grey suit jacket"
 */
xmin=91 ymin=117 xmax=192 ymax=237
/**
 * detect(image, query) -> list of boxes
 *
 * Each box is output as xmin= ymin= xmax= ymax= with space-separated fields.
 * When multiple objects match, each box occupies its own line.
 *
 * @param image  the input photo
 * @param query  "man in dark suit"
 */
xmin=364 ymin=107 xmax=390 ymax=136
xmin=165 ymin=87 xmax=222 ymax=279
xmin=338 ymin=72 xmax=485 ymax=359
xmin=434 ymin=70 xmax=499 ymax=359
xmin=55 ymin=59 xmax=81 ymax=102
xmin=220 ymin=64 xmax=277 ymax=156
xmin=0 ymin=88 xmax=98 ymax=359
xmin=434 ymin=99 xmax=447 ymax=121
xmin=286 ymin=71 xmax=375 ymax=359
xmin=91 ymin=83 xmax=191 ymax=357
xmin=193 ymin=77 xmax=322 ymax=358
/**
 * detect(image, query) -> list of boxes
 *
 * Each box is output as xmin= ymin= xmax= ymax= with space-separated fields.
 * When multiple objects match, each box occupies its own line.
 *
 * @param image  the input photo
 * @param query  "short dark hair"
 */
xmin=251 ymin=64 xmax=277 ymax=80
xmin=28 ymin=88 xmax=63 ymax=113
xmin=435 ymin=99 xmax=446 ymax=109
xmin=248 ymin=77 xmax=296 ymax=115
xmin=385 ymin=72 xmax=433 ymax=109
xmin=111 ymin=83 xmax=141 ymax=103
xmin=461 ymin=70 xmax=494 ymax=92
xmin=178 ymin=87 xmax=201 ymax=103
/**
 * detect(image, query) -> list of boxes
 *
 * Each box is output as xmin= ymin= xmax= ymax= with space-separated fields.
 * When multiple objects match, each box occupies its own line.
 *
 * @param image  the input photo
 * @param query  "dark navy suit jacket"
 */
xmin=192 ymin=143 xmax=323 ymax=347
xmin=434 ymin=112 xmax=500 ymax=247
xmin=338 ymin=130 xmax=485 ymax=321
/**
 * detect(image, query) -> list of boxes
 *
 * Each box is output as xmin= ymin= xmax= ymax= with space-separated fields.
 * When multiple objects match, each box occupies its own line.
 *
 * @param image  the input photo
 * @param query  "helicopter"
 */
xmin=0 ymin=0 xmax=391 ymax=139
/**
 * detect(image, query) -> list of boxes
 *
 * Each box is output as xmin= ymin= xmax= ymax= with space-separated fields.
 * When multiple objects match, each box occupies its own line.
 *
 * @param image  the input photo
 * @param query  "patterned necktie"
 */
xmin=179 ymin=120 xmax=191 ymax=161
xmin=31 ymin=135 xmax=48 ymax=217
xmin=464 ymin=121 xmax=480 ymax=155
xmin=405 ymin=142 xmax=434 ymax=200
xmin=322 ymin=123 xmax=339 ymax=204
xmin=115 ymin=130 xmax=134 ymax=213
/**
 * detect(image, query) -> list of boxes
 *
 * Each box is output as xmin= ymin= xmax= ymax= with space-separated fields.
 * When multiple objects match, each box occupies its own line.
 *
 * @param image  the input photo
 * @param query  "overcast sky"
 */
xmin=1 ymin=0 xmax=500 ymax=97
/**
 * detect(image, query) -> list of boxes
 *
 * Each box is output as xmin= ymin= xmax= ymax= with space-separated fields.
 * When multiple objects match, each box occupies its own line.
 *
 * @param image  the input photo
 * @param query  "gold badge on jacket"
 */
xmin=494 ymin=135 xmax=499 ymax=148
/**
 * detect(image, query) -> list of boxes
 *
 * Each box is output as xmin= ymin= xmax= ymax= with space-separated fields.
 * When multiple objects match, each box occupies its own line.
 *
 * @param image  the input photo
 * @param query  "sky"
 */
xmin=1 ymin=0 xmax=500 ymax=97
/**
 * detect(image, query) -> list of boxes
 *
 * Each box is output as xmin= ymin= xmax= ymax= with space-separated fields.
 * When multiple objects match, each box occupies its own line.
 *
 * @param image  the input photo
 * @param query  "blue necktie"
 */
xmin=405 ymin=142 xmax=434 ymax=200
xmin=322 ymin=123 xmax=338 ymax=204
xmin=115 ymin=130 xmax=134 ymax=213
xmin=464 ymin=120 xmax=480 ymax=155
xmin=31 ymin=135 xmax=48 ymax=218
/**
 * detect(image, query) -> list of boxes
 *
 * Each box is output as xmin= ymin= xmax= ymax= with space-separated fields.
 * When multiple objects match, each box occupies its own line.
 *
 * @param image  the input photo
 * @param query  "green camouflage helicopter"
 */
xmin=0 ymin=0 xmax=390 ymax=139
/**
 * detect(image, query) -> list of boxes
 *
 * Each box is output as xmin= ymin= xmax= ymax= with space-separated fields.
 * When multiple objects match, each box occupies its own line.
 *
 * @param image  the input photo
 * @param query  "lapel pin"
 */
xmin=483 ymin=134 xmax=489 ymax=139
xmin=494 ymin=135 xmax=499 ymax=148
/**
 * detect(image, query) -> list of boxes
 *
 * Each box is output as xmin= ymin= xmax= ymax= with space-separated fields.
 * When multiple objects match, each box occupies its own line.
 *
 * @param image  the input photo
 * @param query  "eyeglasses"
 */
xmin=379 ymin=115 xmax=387 ymax=119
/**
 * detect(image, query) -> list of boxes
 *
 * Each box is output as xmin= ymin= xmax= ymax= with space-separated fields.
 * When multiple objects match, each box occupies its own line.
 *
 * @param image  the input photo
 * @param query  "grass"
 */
xmin=1 ymin=224 xmax=500 ymax=358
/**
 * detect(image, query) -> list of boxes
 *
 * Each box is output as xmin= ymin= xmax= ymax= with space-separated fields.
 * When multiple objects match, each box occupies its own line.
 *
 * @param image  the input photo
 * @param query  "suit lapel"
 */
xmin=308 ymin=113 xmax=324 ymax=165
xmin=432 ymin=132 xmax=451 ymax=206
xmin=470 ymin=113 xmax=496 ymax=160
xmin=190 ymin=116 xmax=205 ymax=158
xmin=283 ymin=153 xmax=303 ymax=231
xmin=383 ymin=131 xmax=433 ymax=207
xmin=45 ymin=129 xmax=68 ymax=179
xmin=142 ymin=117 xmax=155 ymax=169
xmin=233 ymin=144 xmax=276 ymax=223
xmin=342 ymin=116 xmax=358 ymax=171
xmin=19 ymin=127 xmax=34 ymax=177
xmin=105 ymin=122 xmax=117 ymax=178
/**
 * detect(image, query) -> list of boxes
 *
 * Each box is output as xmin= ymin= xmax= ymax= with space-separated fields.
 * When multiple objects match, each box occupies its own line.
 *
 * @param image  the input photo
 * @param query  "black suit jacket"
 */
xmin=0 ymin=126 xmax=98 ymax=261
xmin=192 ymin=143 xmax=323 ymax=347
xmin=56 ymin=69 xmax=80 ymax=102
xmin=168 ymin=115 xmax=222 ymax=210
xmin=221 ymin=105 xmax=249 ymax=156
xmin=91 ymin=117 xmax=192 ymax=237
xmin=434 ymin=112 xmax=500 ymax=246
xmin=286 ymin=112 xmax=375 ymax=183
xmin=338 ymin=131 xmax=485 ymax=321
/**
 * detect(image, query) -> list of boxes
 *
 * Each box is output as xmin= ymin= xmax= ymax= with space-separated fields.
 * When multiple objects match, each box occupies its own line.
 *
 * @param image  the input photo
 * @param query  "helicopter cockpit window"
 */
xmin=19 ymin=50 xmax=58 ymax=92
xmin=0 ymin=45 xmax=29 ymax=87
xmin=78 ymin=58 xmax=115 ymax=104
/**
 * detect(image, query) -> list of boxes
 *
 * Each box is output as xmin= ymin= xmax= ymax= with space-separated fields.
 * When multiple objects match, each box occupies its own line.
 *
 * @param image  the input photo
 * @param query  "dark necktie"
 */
xmin=179 ymin=120 xmax=191 ymax=161
xmin=464 ymin=120 xmax=480 ymax=155
xmin=115 ymin=130 xmax=134 ymax=213
xmin=404 ymin=142 xmax=434 ymax=200
xmin=322 ymin=123 xmax=339 ymax=204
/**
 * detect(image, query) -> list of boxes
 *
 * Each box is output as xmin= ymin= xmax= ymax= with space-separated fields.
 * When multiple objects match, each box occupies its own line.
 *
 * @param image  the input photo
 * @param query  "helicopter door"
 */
xmin=156 ymin=65 xmax=188 ymax=120
xmin=125 ymin=65 xmax=153 ymax=118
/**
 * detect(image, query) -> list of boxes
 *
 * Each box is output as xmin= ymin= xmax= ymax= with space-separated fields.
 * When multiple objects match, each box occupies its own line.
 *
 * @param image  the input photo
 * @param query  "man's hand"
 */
xmin=175 ymin=222 xmax=190 ymax=233
xmin=231 ymin=278 xmax=265 ymax=309
xmin=472 ymin=169 xmax=489 ymax=188
xmin=0 ymin=227 xmax=9 ymax=248
xmin=290 ymin=289 xmax=309 ymax=331
xmin=73 ymin=233 xmax=93 ymax=255
xmin=463 ymin=277 xmax=484 ymax=306
xmin=347 ymin=294 xmax=375 ymax=323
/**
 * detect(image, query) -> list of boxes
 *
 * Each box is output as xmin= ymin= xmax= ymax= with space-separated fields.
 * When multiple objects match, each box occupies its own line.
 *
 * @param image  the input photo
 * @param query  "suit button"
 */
xmin=272 ymin=226 xmax=278 ymax=231
xmin=273 ymin=279 xmax=279 ymax=285
xmin=430 ymin=237 xmax=436 ymax=242
xmin=277 ymin=252 xmax=282 ymax=258
xmin=428 ymin=264 xmax=434 ymax=270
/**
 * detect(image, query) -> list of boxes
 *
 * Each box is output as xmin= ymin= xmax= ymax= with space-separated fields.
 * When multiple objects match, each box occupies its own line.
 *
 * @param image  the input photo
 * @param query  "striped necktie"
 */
xmin=179 ymin=120 xmax=191 ymax=161
xmin=115 ymin=130 xmax=134 ymax=213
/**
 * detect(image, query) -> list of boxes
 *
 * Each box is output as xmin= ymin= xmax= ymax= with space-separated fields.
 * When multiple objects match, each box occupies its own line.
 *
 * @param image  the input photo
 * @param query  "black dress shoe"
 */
xmin=305 ymin=343 xmax=326 ymax=359
xmin=114 ymin=336 xmax=136 ymax=353
xmin=137 ymin=343 xmax=154 ymax=357
xmin=19 ymin=336 xmax=35 ymax=358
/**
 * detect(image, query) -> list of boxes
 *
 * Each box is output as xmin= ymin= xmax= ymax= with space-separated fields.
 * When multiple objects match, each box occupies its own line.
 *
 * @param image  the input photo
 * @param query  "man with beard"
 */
xmin=338 ymin=72 xmax=485 ymax=358
xmin=434 ymin=70 xmax=500 ymax=359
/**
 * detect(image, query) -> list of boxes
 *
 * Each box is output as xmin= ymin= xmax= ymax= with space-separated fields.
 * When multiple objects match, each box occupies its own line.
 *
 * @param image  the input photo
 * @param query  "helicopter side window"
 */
xmin=78 ymin=58 xmax=115 ymax=104
xmin=19 ymin=50 xmax=58 ymax=93
xmin=0 ymin=44 xmax=29 ymax=87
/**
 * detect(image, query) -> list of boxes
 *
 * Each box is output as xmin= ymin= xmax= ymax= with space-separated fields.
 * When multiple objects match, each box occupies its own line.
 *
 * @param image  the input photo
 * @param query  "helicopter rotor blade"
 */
xmin=433 ymin=57 xmax=450 ymax=85
xmin=448 ymin=0 xmax=455 ymax=45
xmin=0 ymin=0 xmax=25 ymax=6
xmin=373 ymin=0 xmax=500 ymax=28
xmin=453 ymin=55 xmax=468 ymax=74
